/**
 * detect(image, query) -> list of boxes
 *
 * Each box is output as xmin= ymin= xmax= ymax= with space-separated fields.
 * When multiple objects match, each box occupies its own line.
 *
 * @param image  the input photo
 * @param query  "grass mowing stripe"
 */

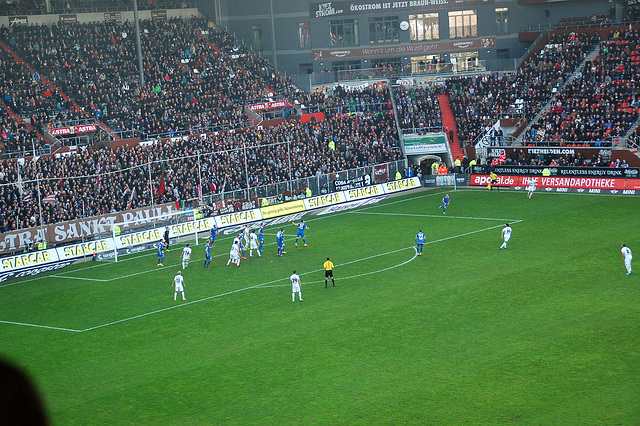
xmin=353 ymin=210 xmax=521 ymax=221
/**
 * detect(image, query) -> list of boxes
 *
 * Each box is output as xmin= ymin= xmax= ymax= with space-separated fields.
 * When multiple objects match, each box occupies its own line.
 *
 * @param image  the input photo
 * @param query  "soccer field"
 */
xmin=1 ymin=188 xmax=639 ymax=424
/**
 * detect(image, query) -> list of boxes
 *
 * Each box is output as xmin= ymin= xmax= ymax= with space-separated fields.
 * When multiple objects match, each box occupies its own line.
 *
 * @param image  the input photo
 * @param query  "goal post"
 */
xmin=434 ymin=173 xmax=458 ymax=190
xmin=101 ymin=208 xmax=202 ymax=263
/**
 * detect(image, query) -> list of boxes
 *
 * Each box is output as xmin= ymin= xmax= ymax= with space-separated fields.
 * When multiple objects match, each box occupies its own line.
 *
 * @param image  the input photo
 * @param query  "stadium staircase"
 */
xmin=514 ymin=42 xmax=602 ymax=145
xmin=437 ymin=94 xmax=465 ymax=159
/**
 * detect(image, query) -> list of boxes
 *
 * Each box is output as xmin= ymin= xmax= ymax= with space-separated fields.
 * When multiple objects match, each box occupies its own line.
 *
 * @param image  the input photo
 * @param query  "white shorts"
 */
xmin=175 ymin=284 xmax=184 ymax=292
xmin=292 ymin=284 xmax=301 ymax=293
xmin=504 ymin=235 xmax=511 ymax=242
xmin=182 ymin=256 xmax=190 ymax=261
xmin=250 ymin=241 xmax=258 ymax=249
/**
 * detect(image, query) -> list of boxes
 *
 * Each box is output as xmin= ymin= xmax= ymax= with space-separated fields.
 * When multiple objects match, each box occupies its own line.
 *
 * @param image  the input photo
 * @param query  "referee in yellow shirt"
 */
xmin=323 ymin=257 xmax=335 ymax=288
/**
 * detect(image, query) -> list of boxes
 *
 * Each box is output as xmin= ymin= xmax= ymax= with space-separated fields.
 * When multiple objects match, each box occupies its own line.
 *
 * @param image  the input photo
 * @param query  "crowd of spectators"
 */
xmin=393 ymin=85 xmax=443 ymax=131
xmin=0 ymin=48 xmax=46 ymax=154
xmin=0 ymin=107 xmax=402 ymax=232
xmin=523 ymin=28 xmax=640 ymax=145
xmin=448 ymin=32 xmax=601 ymax=145
xmin=0 ymin=16 xmax=314 ymax=140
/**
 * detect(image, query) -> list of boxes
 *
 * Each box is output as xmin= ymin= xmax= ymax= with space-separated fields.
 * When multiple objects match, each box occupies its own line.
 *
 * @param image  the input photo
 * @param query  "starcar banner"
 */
xmin=1 ymin=248 xmax=60 ymax=273
xmin=383 ymin=177 xmax=421 ymax=193
xmin=303 ymin=192 xmax=346 ymax=210
xmin=214 ymin=209 xmax=263 ymax=228
xmin=344 ymin=184 xmax=385 ymax=201
xmin=56 ymin=239 xmax=117 ymax=260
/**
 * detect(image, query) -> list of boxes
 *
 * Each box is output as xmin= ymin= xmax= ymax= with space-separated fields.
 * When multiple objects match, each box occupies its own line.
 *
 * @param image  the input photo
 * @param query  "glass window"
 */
xmin=495 ymin=8 xmax=508 ymax=35
xmin=330 ymin=19 xmax=359 ymax=46
xmin=450 ymin=51 xmax=479 ymax=72
xmin=252 ymin=25 xmax=263 ymax=52
xmin=410 ymin=54 xmax=442 ymax=74
xmin=409 ymin=13 xmax=439 ymax=42
xmin=448 ymin=10 xmax=477 ymax=39
xmin=369 ymin=16 xmax=399 ymax=44
xmin=299 ymin=22 xmax=311 ymax=49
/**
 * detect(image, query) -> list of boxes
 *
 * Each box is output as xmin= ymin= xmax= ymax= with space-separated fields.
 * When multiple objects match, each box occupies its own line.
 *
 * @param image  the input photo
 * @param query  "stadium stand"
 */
xmin=0 ymin=13 xmax=638 ymax=240
xmin=448 ymin=32 xmax=601 ymax=146
xmin=523 ymin=28 xmax=640 ymax=145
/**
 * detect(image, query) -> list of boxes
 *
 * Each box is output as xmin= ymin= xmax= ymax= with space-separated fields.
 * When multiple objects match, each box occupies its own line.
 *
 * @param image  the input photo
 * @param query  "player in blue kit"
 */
xmin=292 ymin=220 xmax=309 ymax=247
xmin=157 ymin=239 xmax=165 ymax=266
xmin=209 ymin=224 xmax=217 ymax=246
xmin=258 ymin=222 xmax=264 ymax=252
xmin=204 ymin=239 xmax=212 ymax=268
xmin=439 ymin=193 xmax=450 ymax=214
xmin=276 ymin=228 xmax=285 ymax=256
xmin=415 ymin=230 xmax=425 ymax=256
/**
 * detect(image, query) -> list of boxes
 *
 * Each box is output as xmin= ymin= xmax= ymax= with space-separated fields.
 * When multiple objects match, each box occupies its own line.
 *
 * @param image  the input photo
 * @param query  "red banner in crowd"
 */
xmin=248 ymin=101 xmax=293 ymax=111
xmin=49 ymin=124 xmax=98 ymax=137
xmin=470 ymin=175 xmax=640 ymax=191
xmin=300 ymin=112 xmax=325 ymax=123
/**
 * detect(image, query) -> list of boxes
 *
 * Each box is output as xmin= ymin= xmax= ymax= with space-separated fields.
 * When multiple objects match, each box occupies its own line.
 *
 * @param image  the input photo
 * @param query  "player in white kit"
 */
xmin=181 ymin=244 xmax=192 ymax=268
xmin=526 ymin=177 xmax=536 ymax=199
xmin=173 ymin=271 xmax=186 ymax=301
xmin=499 ymin=223 xmax=512 ymax=249
xmin=621 ymin=243 xmax=632 ymax=275
xmin=249 ymin=231 xmax=261 ymax=257
xmin=243 ymin=225 xmax=251 ymax=257
xmin=290 ymin=270 xmax=303 ymax=302
xmin=227 ymin=241 xmax=241 ymax=267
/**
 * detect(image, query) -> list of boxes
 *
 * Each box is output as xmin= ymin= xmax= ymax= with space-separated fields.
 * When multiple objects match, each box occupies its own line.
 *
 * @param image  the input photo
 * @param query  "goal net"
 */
xmin=96 ymin=208 xmax=201 ymax=262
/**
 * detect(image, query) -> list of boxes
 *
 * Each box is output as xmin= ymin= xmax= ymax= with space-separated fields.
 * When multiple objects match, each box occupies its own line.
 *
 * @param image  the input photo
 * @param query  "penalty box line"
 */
xmin=1 ymin=220 xmax=511 ymax=333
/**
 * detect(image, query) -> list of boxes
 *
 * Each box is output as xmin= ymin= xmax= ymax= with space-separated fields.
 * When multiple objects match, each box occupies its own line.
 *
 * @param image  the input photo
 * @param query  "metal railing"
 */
xmin=106 ymin=119 xmax=253 ymax=142
xmin=200 ymin=159 xmax=407 ymax=207
xmin=401 ymin=126 xmax=443 ymax=135
xmin=1 ymin=144 xmax=52 ymax=159
xmin=304 ymin=101 xmax=392 ymax=115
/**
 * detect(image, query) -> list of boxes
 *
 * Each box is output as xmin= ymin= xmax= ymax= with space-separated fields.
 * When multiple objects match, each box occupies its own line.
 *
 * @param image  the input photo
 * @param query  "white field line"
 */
xmin=0 ymin=320 xmax=82 ymax=333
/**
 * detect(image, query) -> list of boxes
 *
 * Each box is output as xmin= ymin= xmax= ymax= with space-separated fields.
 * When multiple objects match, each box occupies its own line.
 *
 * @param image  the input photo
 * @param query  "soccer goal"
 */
xmin=99 ymin=208 xmax=202 ymax=262
xmin=435 ymin=173 xmax=458 ymax=190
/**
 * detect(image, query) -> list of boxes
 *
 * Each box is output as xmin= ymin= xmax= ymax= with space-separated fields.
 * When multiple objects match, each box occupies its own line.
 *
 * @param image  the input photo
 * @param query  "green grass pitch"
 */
xmin=1 ymin=188 xmax=639 ymax=424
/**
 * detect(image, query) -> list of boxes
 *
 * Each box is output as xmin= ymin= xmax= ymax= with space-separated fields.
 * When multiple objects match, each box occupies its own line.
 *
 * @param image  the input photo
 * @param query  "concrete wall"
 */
xmin=214 ymin=0 xmax=614 ymax=85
